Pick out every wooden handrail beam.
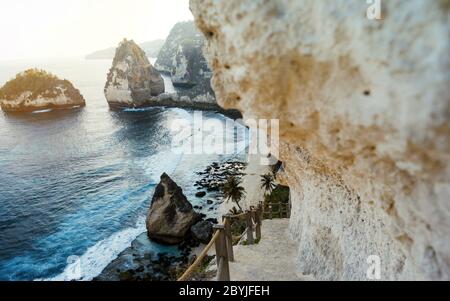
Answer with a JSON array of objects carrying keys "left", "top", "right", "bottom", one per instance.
[
  {"left": 178, "top": 207, "right": 263, "bottom": 282},
  {"left": 177, "top": 229, "right": 221, "bottom": 281}
]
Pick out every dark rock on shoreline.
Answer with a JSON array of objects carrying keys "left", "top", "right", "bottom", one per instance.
[
  {"left": 94, "top": 233, "right": 186, "bottom": 281},
  {"left": 146, "top": 173, "right": 200, "bottom": 245},
  {"left": 191, "top": 221, "right": 214, "bottom": 244},
  {"left": 206, "top": 218, "right": 219, "bottom": 224},
  {"left": 195, "top": 161, "right": 247, "bottom": 192},
  {"left": 196, "top": 191, "right": 207, "bottom": 198},
  {"left": 107, "top": 94, "right": 242, "bottom": 120}
]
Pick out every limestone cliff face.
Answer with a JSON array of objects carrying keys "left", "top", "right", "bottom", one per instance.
[
  {"left": 155, "top": 21, "right": 201, "bottom": 72},
  {"left": 156, "top": 21, "right": 215, "bottom": 103},
  {"left": 190, "top": 0, "right": 450, "bottom": 280},
  {"left": 105, "top": 39, "right": 164, "bottom": 107},
  {"left": 171, "top": 39, "right": 215, "bottom": 102}
]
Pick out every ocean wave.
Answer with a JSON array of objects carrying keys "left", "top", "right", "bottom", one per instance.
[
  {"left": 136, "top": 151, "right": 184, "bottom": 183},
  {"left": 43, "top": 217, "right": 146, "bottom": 281},
  {"left": 123, "top": 107, "right": 159, "bottom": 112}
]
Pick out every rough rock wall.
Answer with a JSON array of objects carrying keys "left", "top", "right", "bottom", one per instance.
[
  {"left": 146, "top": 173, "right": 199, "bottom": 245},
  {"left": 190, "top": 0, "right": 450, "bottom": 280},
  {"left": 156, "top": 21, "right": 216, "bottom": 102},
  {"left": 172, "top": 39, "right": 215, "bottom": 102},
  {"left": 155, "top": 21, "right": 202, "bottom": 72},
  {"left": 105, "top": 39, "right": 164, "bottom": 106}
]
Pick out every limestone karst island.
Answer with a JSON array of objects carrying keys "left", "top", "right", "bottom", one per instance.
[{"left": 0, "top": 0, "right": 448, "bottom": 292}]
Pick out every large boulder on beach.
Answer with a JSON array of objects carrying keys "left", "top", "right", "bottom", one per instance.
[
  {"left": 0, "top": 69, "right": 85, "bottom": 113},
  {"left": 146, "top": 173, "right": 199, "bottom": 245},
  {"left": 191, "top": 221, "right": 214, "bottom": 244},
  {"left": 104, "top": 39, "right": 164, "bottom": 107}
]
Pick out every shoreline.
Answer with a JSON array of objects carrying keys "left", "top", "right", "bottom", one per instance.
[
  {"left": 218, "top": 154, "right": 271, "bottom": 216},
  {"left": 42, "top": 154, "right": 268, "bottom": 281},
  {"left": 108, "top": 100, "right": 243, "bottom": 120},
  {"left": 92, "top": 157, "right": 250, "bottom": 281}
]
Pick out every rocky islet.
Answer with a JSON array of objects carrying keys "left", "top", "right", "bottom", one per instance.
[{"left": 0, "top": 69, "right": 86, "bottom": 113}]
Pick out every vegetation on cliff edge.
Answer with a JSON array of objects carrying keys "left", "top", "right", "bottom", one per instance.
[{"left": 0, "top": 69, "right": 83, "bottom": 102}]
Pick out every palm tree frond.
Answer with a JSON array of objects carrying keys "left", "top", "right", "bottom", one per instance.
[{"left": 222, "top": 176, "right": 246, "bottom": 212}]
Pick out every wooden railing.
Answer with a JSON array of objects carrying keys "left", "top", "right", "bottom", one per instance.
[
  {"left": 177, "top": 200, "right": 290, "bottom": 281},
  {"left": 263, "top": 201, "right": 291, "bottom": 219},
  {"left": 178, "top": 204, "right": 263, "bottom": 281}
]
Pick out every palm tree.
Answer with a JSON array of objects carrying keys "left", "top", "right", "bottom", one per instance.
[
  {"left": 222, "top": 176, "right": 246, "bottom": 213},
  {"left": 260, "top": 173, "right": 276, "bottom": 196}
]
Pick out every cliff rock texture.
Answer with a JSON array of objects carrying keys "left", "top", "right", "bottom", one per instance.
[
  {"left": 105, "top": 39, "right": 164, "bottom": 107},
  {"left": 190, "top": 0, "right": 450, "bottom": 280},
  {"left": 146, "top": 173, "right": 200, "bottom": 245},
  {"left": 156, "top": 21, "right": 215, "bottom": 103},
  {"left": 155, "top": 21, "right": 201, "bottom": 72},
  {"left": 0, "top": 69, "right": 85, "bottom": 112}
]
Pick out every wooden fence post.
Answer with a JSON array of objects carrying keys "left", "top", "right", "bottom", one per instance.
[
  {"left": 269, "top": 205, "right": 273, "bottom": 220},
  {"left": 255, "top": 208, "right": 262, "bottom": 241},
  {"left": 246, "top": 210, "right": 254, "bottom": 245},
  {"left": 259, "top": 203, "right": 264, "bottom": 223},
  {"left": 222, "top": 215, "right": 234, "bottom": 262},
  {"left": 213, "top": 225, "right": 230, "bottom": 281}
]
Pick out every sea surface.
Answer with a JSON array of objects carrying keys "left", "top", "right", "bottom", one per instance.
[{"left": 0, "top": 57, "right": 247, "bottom": 280}]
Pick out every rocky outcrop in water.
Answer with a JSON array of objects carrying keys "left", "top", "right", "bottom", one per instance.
[
  {"left": 156, "top": 21, "right": 215, "bottom": 103},
  {"left": 0, "top": 69, "right": 85, "bottom": 113},
  {"left": 190, "top": 0, "right": 450, "bottom": 280},
  {"left": 155, "top": 21, "right": 200, "bottom": 73},
  {"left": 104, "top": 39, "right": 164, "bottom": 107},
  {"left": 146, "top": 173, "right": 200, "bottom": 245}
]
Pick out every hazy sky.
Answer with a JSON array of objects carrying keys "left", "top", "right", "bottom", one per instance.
[{"left": 0, "top": 0, "right": 193, "bottom": 60}]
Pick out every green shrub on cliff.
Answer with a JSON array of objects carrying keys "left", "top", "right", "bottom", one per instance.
[
  {"left": 264, "top": 185, "right": 290, "bottom": 219},
  {"left": 0, "top": 69, "right": 80, "bottom": 101}
]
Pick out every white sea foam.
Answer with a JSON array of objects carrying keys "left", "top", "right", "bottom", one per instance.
[
  {"left": 122, "top": 107, "right": 156, "bottom": 112},
  {"left": 45, "top": 217, "right": 146, "bottom": 281},
  {"left": 136, "top": 151, "right": 183, "bottom": 183},
  {"left": 32, "top": 108, "right": 53, "bottom": 114}
]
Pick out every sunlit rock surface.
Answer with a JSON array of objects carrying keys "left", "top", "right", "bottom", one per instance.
[
  {"left": 105, "top": 39, "right": 164, "bottom": 107},
  {"left": 190, "top": 0, "right": 450, "bottom": 280},
  {"left": 0, "top": 69, "right": 85, "bottom": 112}
]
